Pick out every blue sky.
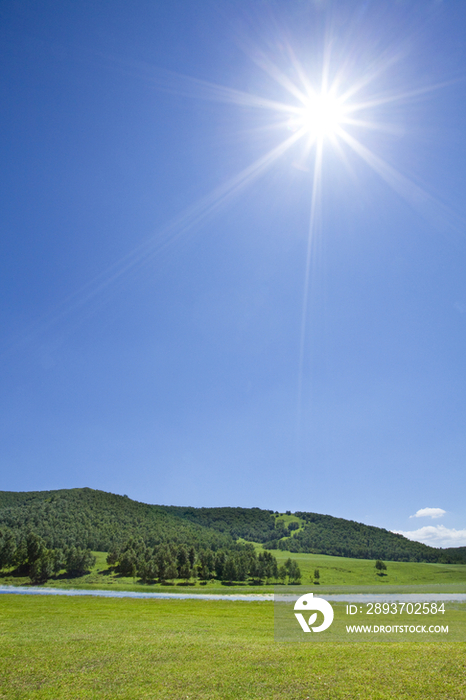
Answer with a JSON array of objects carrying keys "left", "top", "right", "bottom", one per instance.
[{"left": 1, "top": 0, "right": 466, "bottom": 547}]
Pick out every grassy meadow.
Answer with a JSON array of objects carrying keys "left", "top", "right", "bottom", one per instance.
[
  {"left": 272, "top": 549, "right": 466, "bottom": 588},
  {"left": 2, "top": 548, "right": 466, "bottom": 698},
  {"left": 2, "top": 548, "right": 466, "bottom": 594},
  {"left": 1, "top": 593, "right": 465, "bottom": 699}
]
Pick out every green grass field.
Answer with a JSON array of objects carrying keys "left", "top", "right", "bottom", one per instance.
[
  {"left": 271, "top": 549, "right": 466, "bottom": 588},
  {"left": 1, "top": 594, "right": 465, "bottom": 699},
  {"left": 2, "top": 548, "right": 466, "bottom": 595}
]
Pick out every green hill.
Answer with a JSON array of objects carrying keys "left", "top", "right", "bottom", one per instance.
[
  {"left": 0, "top": 487, "right": 464, "bottom": 564},
  {"left": 0, "top": 488, "right": 235, "bottom": 552},
  {"left": 278, "top": 511, "right": 466, "bottom": 564}
]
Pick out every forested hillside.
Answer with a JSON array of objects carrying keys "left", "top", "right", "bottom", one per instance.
[
  {"left": 0, "top": 488, "right": 236, "bottom": 552},
  {"left": 158, "top": 505, "right": 278, "bottom": 543},
  {"left": 0, "top": 488, "right": 464, "bottom": 564},
  {"left": 266, "top": 512, "right": 466, "bottom": 564}
]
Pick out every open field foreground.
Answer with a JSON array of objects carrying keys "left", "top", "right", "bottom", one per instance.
[{"left": 1, "top": 595, "right": 465, "bottom": 700}]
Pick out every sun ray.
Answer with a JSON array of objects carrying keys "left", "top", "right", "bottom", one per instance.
[
  {"left": 345, "top": 79, "right": 459, "bottom": 114},
  {"left": 98, "top": 53, "right": 304, "bottom": 115},
  {"left": 7, "top": 35, "right": 463, "bottom": 385},
  {"left": 336, "top": 126, "right": 465, "bottom": 240},
  {"left": 335, "top": 49, "right": 406, "bottom": 103},
  {"left": 296, "top": 140, "right": 323, "bottom": 441},
  {"left": 340, "top": 117, "right": 403, "bottom": 134},
  {"left": 0, "top": 128, "right": 305, "bottom": 357},
  {"left": 146, "top": 67, "right": 303, "bottom": 114},
  {"left": 284, "top": 42, "right": 316, "bottom": 99},
  {"left": 246, "top": 48, "right": 309, "bottom": 105}
]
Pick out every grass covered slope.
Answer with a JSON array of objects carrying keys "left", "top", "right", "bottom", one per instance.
[
  {"left": 1, "top": 594, "right": 465, "bottom": 700},
  {"left": 1, "top": 487, "right": 465, "bottom": 563}
]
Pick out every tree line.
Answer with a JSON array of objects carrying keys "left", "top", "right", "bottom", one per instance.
[
  {"left": 107, "top": 538, "right": 302, "bottom": 584},
  {"left": 0, "top": 528, "right": 303, "bottom": 586},
  {"left": 0, "top": 530, "right": 95, "bottom": 583}
]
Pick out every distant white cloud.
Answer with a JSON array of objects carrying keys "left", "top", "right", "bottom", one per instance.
[
  {"left": 392, "top": 525, "right": 466, "bottom": 548},
  {"left": 409, "top": 507, "right": 446, "bottom": 519}
]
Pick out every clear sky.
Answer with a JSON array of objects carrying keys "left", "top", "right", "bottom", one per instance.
[{"left": 1, "top": 0, "right": 466, "bottom": 547}]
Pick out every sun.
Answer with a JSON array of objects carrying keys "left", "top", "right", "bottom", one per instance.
[
  {"left": 297, "top": 92, "right": 345, "bottom": 140},
  {"left": 285, "top": 88, "right": 348, "bottom": 143}
]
